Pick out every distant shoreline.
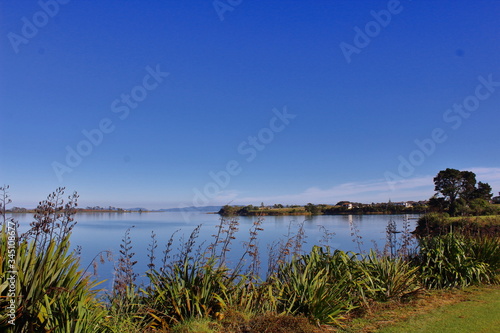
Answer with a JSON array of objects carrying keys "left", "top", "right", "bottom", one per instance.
[
  {"left": 7, "top": 209, "right": 155, "bottom": 214},
  {"left": 219, "top": 211, "right": 425, "bottom": 217},
  {"left": 7, "top": 209, "right": 425, "bottom": 216}
]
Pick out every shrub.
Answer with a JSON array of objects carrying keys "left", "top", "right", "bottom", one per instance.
[
  {"left": 416, "top": 233, "right": 497, "bottom": 289},
  {"left": 145, "top": 257, "right": 235, "bottom": 325},
  {"left": 414, "top": 212, "right": 450, "bottom": 236},
  {"left": 0, "top": 188, "right": 106, "bottom": 332},
  {"left": 271, "top": 246, "right": 357, "bottom": 325},
  {"left": 362, "top": 251, "right": 420, "bottom": 302}
]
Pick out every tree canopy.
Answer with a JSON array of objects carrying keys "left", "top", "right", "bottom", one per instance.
[{"left": 431, "top": 168, "right": 493, "bottom": 216}]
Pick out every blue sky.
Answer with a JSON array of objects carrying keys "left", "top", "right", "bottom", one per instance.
[{"left": 1, "top": 0, "right": 499, "bottom": 209}]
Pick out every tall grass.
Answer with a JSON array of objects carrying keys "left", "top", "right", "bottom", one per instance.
[
  {"left": 271, "top": 246, "right": 357, "bottom": 325},
  {"left": 417, "top": 232, "right": 500, "bottom": 288},
  {"left": 0, "top": 187, "right": 105, "bottom": 332},
  {"left": 363, "top": 251, "right": 421, "bottom": 302}
]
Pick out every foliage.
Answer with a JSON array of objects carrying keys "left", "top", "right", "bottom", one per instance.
[
  {"left": 271, "top": 247, "right": 356, "bottom": 325},
  {"left": 414, "top": 212, "right": 450, "bottom": 236},
  {"left": 143, "top": 217, "right": 260, "bottom": 328},
  {"left": 219, "top": 203, "right": 428, "bottom": 216},
  {"left": 415, "top": 213, "right": 500, "bottom": 237},
  {"left": 363, "top": 251, "right": 421, "bottom": 302},
  {"left": 145, "top": 257, "right": 235, "bottom": 325},
  {"left": 112, "top": 227, "right": 138, "bottom": 297},
  {"left": 102, "top": 285, "right": 153, "bottom": 333},
  {"left": 21, "top": 187, "right": 79, "bottom": 251},
  {"left": 431, "top": 168, "right": 493, "bottom": 216},
  {"left": 416, "top": 233, "right": 499, "bottom": 289},
  {"left": 0, "top": 187, "right": 105, "bottom": 332},
  {"left": 217, "top": 205, "right": 240, "bottom": 217},
  {"left": 171, "top": 317, "right": 221, "bottom": 333},
  {"left": 304, "top": 203, "right": 320, "bottom": 215}
]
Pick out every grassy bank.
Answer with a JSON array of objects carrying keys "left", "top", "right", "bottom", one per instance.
[
  {"left": 338, "top": 285, "right": 500, "bottom": 333},
  {"left": 414, "top": 213, "right": 500, "bottom": 236},
  {"left": 379, "top": 285, "right": 500, "bottom": 333}
]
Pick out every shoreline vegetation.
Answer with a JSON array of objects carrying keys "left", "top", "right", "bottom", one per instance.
[
  {"left": 217, "top": 202, "right": 428, "bottom": 216},
  {"left": 1, "top": 168, "right": 500, "bottom": 332},
  {"left": 5, "top": 201, "right": 429, "bottom": 216}
]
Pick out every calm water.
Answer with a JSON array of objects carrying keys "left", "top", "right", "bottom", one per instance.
[{"left": 11, "top": 212, "right": 419, "bottom": 290}]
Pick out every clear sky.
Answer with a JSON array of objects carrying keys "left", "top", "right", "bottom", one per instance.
[{"left": 1, "top": 0, "right": 499, "bottom": 209}]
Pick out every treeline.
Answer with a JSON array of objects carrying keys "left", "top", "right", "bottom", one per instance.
[{"left": 218, "top": 201, "right": 428, "bottom": 216}]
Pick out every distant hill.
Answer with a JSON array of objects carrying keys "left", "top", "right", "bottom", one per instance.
[{"left": 156, "top": 206, "right": 222, "bottom": 212}]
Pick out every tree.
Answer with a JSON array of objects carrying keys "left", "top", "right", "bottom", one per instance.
[
  {"left": 474, "top": 182, "right": 493, "bottom": 201},
  {"left": 434, "top": 169, "right": 470, "bottom": 206},
  {"left": 458, "top": 171, "right": 477, "bottom": 201},
  {"left": 304, "top": 203, "right": 320, "bottom": 214},
  {"left": 218, "top": 205, "right": 239, "bottom": 216},
  {"left": 431, "top": 168, "right": 492, "bottom": 216},
  {"left": 428, "top": 196, "right": 449, "bottom": 212}
]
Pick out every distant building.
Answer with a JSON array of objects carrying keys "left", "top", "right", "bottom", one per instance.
[
  {"left": 392, "top": 201, "right": 412, "bottom": 208},
  {"left": 338, "top": 201, "right": 353, "bottom": 209},
  {"left": 493, "top": 192, "right": 500, "bottom": 204}
]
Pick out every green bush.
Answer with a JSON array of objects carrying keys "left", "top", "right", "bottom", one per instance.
[
  {"left": 363, "top": 251, "right": 421, "bottom": 302},
  {"left": 145, "top": 257, "right": 236, "bottom": 326},
  {"left": 0, "top": 227, "right": 105, "bottom": 332},
  {"left": 414, "top": 212, "right": 450, "bottom": 236},
  {"left": 271, "top": 247, "right": 357, "bottom": 325},
  {"left": 0, "top": 187, "right": 106, "bottom": 332},
  {"left": 416, "top": 233, "right": 498, "bottom": 289}
]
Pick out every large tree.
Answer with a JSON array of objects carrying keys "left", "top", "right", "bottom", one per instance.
[
  {"left": 474, "top": 182, "right": 493, "bottom": 201},
  {"left": 432, "top": 168, "right": 492, "bottom": 216}
]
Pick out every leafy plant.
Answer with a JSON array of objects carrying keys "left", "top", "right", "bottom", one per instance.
[
  {"left": 0, "top": 187, "right": 106, "bottom": 332},
  {"left": 272, "top": 246, "right": 356, "bottom": 325},
  {"left": 363, "top": 251, "right": 420, "bottom": 302},
  {"left": 416, "top": 233, "right": 495, "bottom": 289},
  {"left": 145, "top": 257, "right": 234, "bottom": 325}
]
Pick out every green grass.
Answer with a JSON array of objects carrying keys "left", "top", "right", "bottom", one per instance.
[
  {"left": 378, "top": 285, "right": 500, "bottom": 333},
  {"left": 338, "top": 285, "right": 500, "bottom": 333},
  {"left": 171, "top": 317, "right": 221, "bottom": 333},
  {"left": 447, "top": 215, "right": 500, "bottom": 224},
  {"left": 246, "top": 207, "right": 310, "bottom": 215}
]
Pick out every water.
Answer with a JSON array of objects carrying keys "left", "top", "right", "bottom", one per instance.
[{"left": 9, "top": 212, "right": 419, "bottom": 290}]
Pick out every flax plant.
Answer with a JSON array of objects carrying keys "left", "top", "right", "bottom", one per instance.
[
  {"left": 363, "top": 251, "right": 421, "bottom": 302},
  {"left": 0, "top": 187, "right": 106, "bottom": 332},
  {"left": 416, "top": 232, "right": 495, "bottom": 288},
  {"left": 271, "top": 246, "right": 357, "bottom": 325}
]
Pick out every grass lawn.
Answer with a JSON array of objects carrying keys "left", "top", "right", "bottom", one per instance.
[
  {"left": 379, "top": 285, "right": 500, "bottom": 333},
  {"left": 337, "top": 285, "right": 500, "bottom": 333},
  {"left": 447, "top": 215, "right": 500, "bottom": 225}
]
